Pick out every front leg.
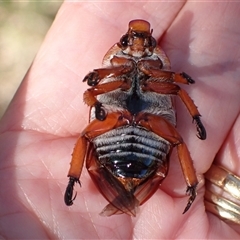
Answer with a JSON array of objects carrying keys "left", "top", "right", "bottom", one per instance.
[
  {"left": 138, "top": 59, "right": 195, "bottom": 84},
  {"left": 83, "top": 56, "right": 135, "bottom": 86}
]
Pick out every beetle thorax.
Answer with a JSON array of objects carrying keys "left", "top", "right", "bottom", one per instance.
[{"left": 94, "top": 56, "right": 176, "bottom": 126}]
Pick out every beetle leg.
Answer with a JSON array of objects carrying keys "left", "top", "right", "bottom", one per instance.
[
  {"left": 67, "top": 111, "right": 130, "bottom": 178},
  {"left": 65, "top": 111, "right": 132, "bottom": 206},
  {"left": 138, "top": 59, "right": 195, "bottom": 84},
  {"left": 138, "top": 59, "right": 175, "bottom": 82},
  {"left": 142, "top": 81, "right": 206, "bottom": 140},
  {"left": 83, "top": 56, "right": 135, "bottom": 86},
  {"left": 67, "top": 136, "right": 88, "bottom": 179},
  {"left": 64, "top": 135, "right": 87, "bottom": 206},
  {"left": 83, "top": 80, "right": 130, "bottom": 107},
  {"left": 82, "top": 111, "right": 131, "bottom": 138},
  {"left": 136, "top": 112, "right": 198, "bottom": 213},
  {"left": 84, "top": 80, "right": 131, "bottom": 120}
]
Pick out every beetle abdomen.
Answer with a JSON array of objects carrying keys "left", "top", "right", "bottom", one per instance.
[{"left": 93, "top": 126, "right": 170, "bottom": 178}]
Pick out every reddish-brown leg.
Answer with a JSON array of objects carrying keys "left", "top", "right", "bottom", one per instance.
[
  {"left": 64, "top": 136, "right": 87, "bottom": 206},
  {"left": 83, "top": 56, "right": 135, "bottom": 86},
  {"left": 83, "top": 80, "right": 131, "bottom": 120},
  {"left": 67, "top": 111, "right": 131, "bottom": 177},
  {"left": 64, "top": 111, "right": 132, "bottom": 206},
  {"left": 83, "top": 80, "right": 130, "bottom": 107},
  {"left": 142, "top": 81, "right": 206, "bottom": 140},
  {"left": 138, "top": 59, "right": 195, "bottom": 84},
  {"left": 136, "top": 112, "right": 198, "bottom": 213}
]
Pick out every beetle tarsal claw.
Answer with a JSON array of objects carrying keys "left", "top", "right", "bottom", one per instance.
[
  {"left": 95, "top": 102, "right": 107, "bottom": 121},
  {"left": 183, "top": 185, "right": 197, "bottom": 214},
  {"left": 181, "top": 72, "right": 195, "bottom": 84},
  {"left": 193, "top": 115, "right": 206, "bottom": 140},
  {"left": 64, "top": 177, "right": 81, "bottom": 206},
  {"left": 83, "top": 71, "right": 100, "bottom": 86}
]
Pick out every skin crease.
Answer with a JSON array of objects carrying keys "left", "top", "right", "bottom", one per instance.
[{"left": 0, "top": 1, "right": 240, "bottom": 239}]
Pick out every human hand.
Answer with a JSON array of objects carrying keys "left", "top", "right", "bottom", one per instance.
[{"left": 0, "top": 2, "right": 239, "bottom": 239}]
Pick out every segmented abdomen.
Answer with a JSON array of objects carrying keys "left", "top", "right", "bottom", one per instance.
[{"left": 93, "top": 126, "right": 171, "bottom": 179}]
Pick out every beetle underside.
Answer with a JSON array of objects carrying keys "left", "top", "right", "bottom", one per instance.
[{"left": 64, "top": 19, "right": 206, "bottom": 216}]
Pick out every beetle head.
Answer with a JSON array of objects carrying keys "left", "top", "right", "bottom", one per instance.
[{"left": 118, "top": 20, "right": 157, "bottom": 58}]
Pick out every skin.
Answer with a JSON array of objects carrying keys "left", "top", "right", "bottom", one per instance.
[{"left": 0, "top": 1, "right": 240, "bottom": 239}]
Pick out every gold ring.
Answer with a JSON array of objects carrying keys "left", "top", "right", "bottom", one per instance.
[{"left": 204, "top": 163, "right": 240, "bottom": 225}]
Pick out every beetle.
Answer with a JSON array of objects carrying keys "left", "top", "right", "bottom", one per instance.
[{"left": 64, "top": 19, "right": 206, "bottom": 217}]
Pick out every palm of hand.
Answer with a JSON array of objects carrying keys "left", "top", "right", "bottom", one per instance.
[{"left": 0, "top": 2, "right": 240, "bottom": 239}]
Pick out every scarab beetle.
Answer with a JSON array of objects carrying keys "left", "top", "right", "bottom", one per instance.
[{"left": 64, "top": 19, "right": 206, "bottom": 217}]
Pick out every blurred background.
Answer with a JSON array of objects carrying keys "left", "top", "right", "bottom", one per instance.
[{"left": 0, "top": 1, "right": 63, "bottom": 118}]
